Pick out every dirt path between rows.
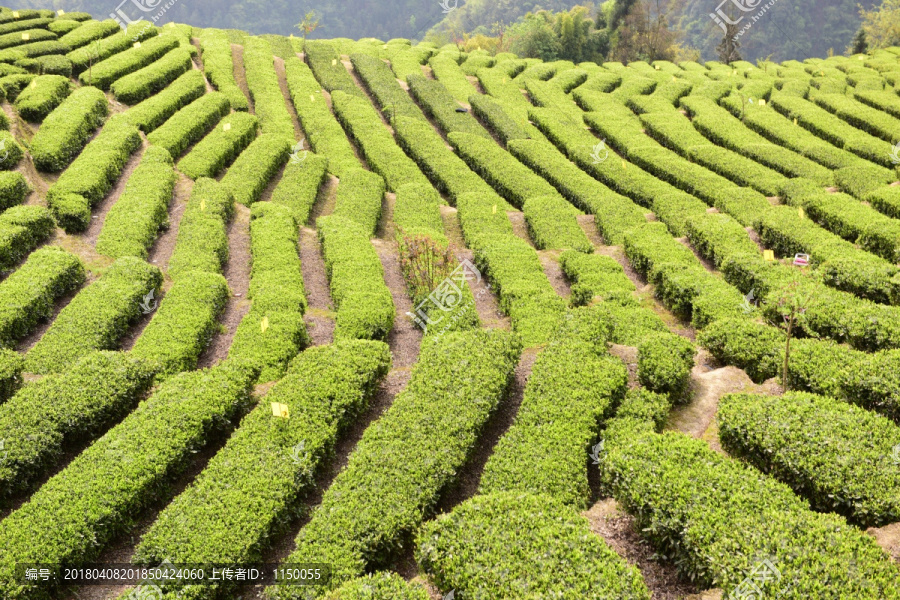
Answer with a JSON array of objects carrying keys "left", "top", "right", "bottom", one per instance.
[
  {"left": 148, "top": 173, "right": 192, "bottom": 270},
  {"left": 232, "top": 43, "right": 254, "bottom": 114},
  {"left": 274, "top": 55, "right": 303, "bottom": 140},
  {"left": 83, "top": 140, "right": 148, "bottom": 247},
  {"left": 299, "top": 226, "right": 334, "bottom": 346}
]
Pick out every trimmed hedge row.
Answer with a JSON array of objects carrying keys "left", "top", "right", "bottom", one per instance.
[
  {"left": 866, "top": 185, "right": 900, "bottom": 220},
  {"left": 110, "top": 47, "right": 192, "bottom": 105},
  {"left": 0, "top": 130, "right": 23, "bottom": 170},
  {"left": 331, "top": 89, "right": 431, "bottom": 191},
  {"left": 122, "top": 68, "right": 205, "bottom": 133},
  {"left": 508, "top": 137, "right": 648, "bottom": 245},
  {"left": 68, "top": 22, "right": 156, "bottom": 73},
  {"left": 0, "top": 246, "right": 85, "bottom": 348},
  {"left": 417, "top": 492, "right": 651, "bottom": 600},
  {"left": 167, "top": 177, "right": 234, "bottom": 280},
  {"left": 0, "top": 360, "right": 258, "bottom": 600},
  {"left": 0, "top": 28, "right": 56, "bottom": 51},
  {"left": 394, "top": 182, "right": 446, "bottom": 242},
  {"left": 130, "top": 272, "right": 229, "bottom": 381},
  {"left": 25, "top": 256, "right": 163, "bottom": 375},
  {"left": 304, "top": 40, "right": 366, "bottom": 99},
  {"left": 681, "top": 95, "right": 835, "bottom": 186},
  {"left": 0, "top": 39, "right": 69, "bottom": 62},
  {"left": 0, "top": 348, "right": 22, "bottom": 403},
  {"left": 387, "top": 45, "right": 431, "bottom": 82},
  {"left": 46, "top": 117, "right": 142, "bottom": 232},
  {"left": 13, "top": 73, "right": 70, "bottom": 121},
  {"left": 0, "top": 351, "right": 156, "bottom": 504},
  {"left": 242, "top": 36, "right": 295, "bottom": 138},
  {"left": 718, "top": 391, "right": 900, "bottom": 527},
  {"left": 133, "top": 340, "right": 391, "bottom": 599},
  {"left": 228, "top": 308, "right": 309, "bottom": 384},
  {"left": 271, "top": 152, "right": 328, "bottom": 225},
  {"left": 197, "top": 29, "right": 250, "bottom": 111},
  {"left": 637, "top": 332, "right": 695, "bottom": 402},
  {"left": 523, "top": 194, "right": 592, "bottom": 251},
  {"left": 407, "top": 73, "right": 488, "bottom": 138},
  {"left": 332, "top": 168, "right": 385, "bottom": 235},
  {"left": 392, "top": 115, "right": 509, "bottom": 209},
  {"left": 177, "top": 111, "right": 259, "bottom": 179},
  {"left": 0, "top": 17, "right": 53, "bottom": 37},
  {"left": 350, "top": 52, "right": 423, "bottom": 122},
  {"left": 283, "top": 56, "right": 360, "bottom": 178},
  {"left": 220, "top": 133, "right": 291, "bottom": 206},
  {"left": 96, "top": 146, "right": 176, "bottom": 260},
  {"left": 833, "top": 164, "right": 895, "bottom": 199},
  {"left": 325, "top": 573, "right": 429, "bottom": 600},
  {"left": 29, "top": 84, "right": 108, "bottom": 172},
  {"left": 268, "top": 329, "right": 521, "bottom": 597},
  {"left": 146, "top": 91, "right": 231, "bottom": 160},
  {"left": 0, "top": 73, "right": 36, "bottom": 101},
  {"left": 57, "top": 18, "right": 118, "bottom": 50},
  {"left": 428, "top": 51, "right": 478, "bottom": 104},
  {"left": 468, "top": 92, "right": 529, "bottom": 143},
  {"left": 480, "top": 311, "right": 627, "bottom": 507},
  {"left": 318, "top": 215, "right": 394, "bottom": 341},
  {"left": 812, "top": 91, "right": 900, "bottom": 143},
  {"left": 79, "top": 33, "right": 180, "bottom": 89},
  {"left": 559, "top": 250, "right": 636, "bottom": 306},
  {"left": 0, "top": 204, "right": 52, "bottom": 272},
  {"left": 599, "top": 425, "right": 900, "bottom": 598}
]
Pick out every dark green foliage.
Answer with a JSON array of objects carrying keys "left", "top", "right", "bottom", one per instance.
[
  {"left": 220, "top": 133, "right": 291, "bottom": 206},
  {"left": 30, "top": 85, "right": 107, "bottom": 172},
  {"left": 168, "top": 178, "right": 234, "bottom": 280},
  {"left": 0, "top": 204, "right": 53, "bottom": 272},
  {"left": 177, "top": 111, "right": 259, "bottom": 179},
  {"left": 110, "top": 47, "right": 192, "bottom": 105},
  {"left": 147, "top": 91, "right": 231, "bottom": 160},
  {"left": 637, "top": 332, "right": 695, "bottom": 402}
]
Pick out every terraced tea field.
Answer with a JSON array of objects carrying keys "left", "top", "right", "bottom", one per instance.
[{"left": 0, "top": 6, "right": 899, "bottom": 599}]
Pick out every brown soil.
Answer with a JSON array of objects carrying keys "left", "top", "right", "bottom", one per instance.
[
  {"left": 677, "top": 236, "right": 717, "bottom": 273},
  {"left": 372, "top": 238, "right": 422, "bottom": 370},
  {"left": 584, "top": 498, "right": 702, "bottom": 599},
  {"left": 438, "top": 205, "right": 466, "bottom": 246},
  {"left": 309, "top": 174, "right": 339, "bottom": 224},
  {"left": 232, "top": 43, "right": 254, "bottom": 114},
  {"left": 274, "top": 56, "right": 304, "bottom": 139},
  {"left": 84, "top": 140, "right": 148, "bottom": 247},
  {"left": 507, "top": 211, "right": 535, "bottom": 247},
  {"left": 196, "top": 204, "right": 252, "bottom": 368},
  {"left": 576, "top": 214, "right": 606, "bottom": 247},
  {"left": 14, "top": 275, "right": 86, "bottom": 354},
  {"left": 190, "top": 38, "right": 216, "bottom": 93},
  {"left": 746, "top": 226, "right": 765, "bottom": 251},
  {"left": 868, "top": 521, "right": 900, "bottom": 562},
  {"left": 299, "top": 226, "right": 335, "bottom": 346},
  {"left": 376, "top": 191, "right": 396, "bottom": 240},
  {"left": 149, "top": 174, "right": 193, "bottom": 270},
  {"left": 608, "top": 344, "right": 639, "bottom": 389},
  {"left": 454, "top": 248, "right": 510, "bottom": 330},
  {"left": 538, "top": 250, "right": 571, "bottom": 299}
]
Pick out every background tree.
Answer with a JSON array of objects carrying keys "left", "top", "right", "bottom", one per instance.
[
  {"left": 856, "top": 0, "right": 900, "bottom": 50},
  {"left": 295, "top": 10, "right": 320, "bottom": 53},
  {"left": 716, "top": 22, "right": 742, "bottom": 63}
]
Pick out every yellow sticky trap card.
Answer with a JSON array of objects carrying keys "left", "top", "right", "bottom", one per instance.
[
  {"left": 491, "top": 204, "right": 497, "bottom": 214},
  {"left": 622, "top": 160, "right": 627, "bottom": 169},
  {"left": 200, "top": 198, "right": 206, "bottom": 211},
  {"left": 57, "top": 9, "right": 65, "bottom": 14},
  {"left": 310, "top": 94, "right": 315, "bottom": 102},
  {"left": 30, "top": 80, "right": 36, "bottom": 88},
  {"left": 331, "top": 59, "right": 337, "bottom": 66},
  {"left": 798, "top": 206, "right": 805, "bottom": 219},
  {"left": 763, "top": 249, "right": 775, "bottom": 261},
  {"left": 12, "top": 11, "right": 19, "bottom": 18},
  {"left": 759, "top": 99, "right": 766, "bottom": 106},
  {"left": 21, "top": 33, "right": 29, "bottom": 40},
  {"left": 223, "top": 122, "right": 231, "bottom": 131},
  {"left": 271, "top": 402, "right": 290, "bottom": 419},
  {"left": 134, "top": 41, "right": 141, "bottom": 48},
  {"left": 260, "top": 315, "right": 270, "bottom": 332}
]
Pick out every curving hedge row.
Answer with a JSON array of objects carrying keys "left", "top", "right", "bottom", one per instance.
[
  {"left": 304, "top": 40, "right": 366, "bottom": 99},
  {"left": 0, "top": 73, "right": 35, "bottom": 101},
  {"left": 133, "top": 340, "right": 390, "bottom": 599},
  {"left": 0, "top": 39, "right": 69, "bottom": 62},
  {"left": 0, "top": 17, "right": 52, "bottom": 37},
  {"left": 29, "top": 84, "right": 107, "bottom": 172},
  {"left": 46, "top": 116, "right": 142, "bottom": 232},
  {"left": 110, "top": 47, "right": 192, "bottom": 105},
  {"left": 122, "top": 68, "right": 205, "bottom": 132},
  {"left": 332, "top": 168, "right": 385, "bottom": 235},
  {"left": 0, "top": 28, "right": 56, "bottom": 51},
  {"left": 197, "top": 29, "right": 249, "bottom": 111},
  {"left": 220, "top": 133, "right": 290, "bottom": 206},
  {"left": 0, "top": 351, "right": 156, "bottom": 504},
  {"left": 130, "top": 272, "right": 229, "bottom": 381},
  {"left": 177, "top": 111, "right": 259, "bottom": 179},
  {"left": 0, "top": 246, "right": 84, "bottom": 349},
  {"left": 469, "top": 92, "right": 529, "bottom": 143},
  {"left": 24, "top": 256, "right": 163, "bottom": 375},
  {"left": 283, "top": 56, "right": 359, "bottom": 178},
  {"left": 0, "top": 204, "right": 53, "bottom": 273},
  {"left": 417, "top": 492, "right": 651, "bottom": 600},
  {"left": 350, "top": 52, "right": 423, "bottom": 122},
  {"left": 96, "top": 146, "right": 176, "bottom": 260},
  {"left": 268, "top": 329, "right": 521, "bottom": 597},
  {"left": 522, "top": 194, "right": 592, "bottom": 251},
  {"left": 146, "top": 91, "right": 231, "bottom": 160},
  {"left": 637, "top": 331, "right": 695, "bottom": 402},
  {"left": 392, "top": 115, "right": 509, "bottom": 208},
  {"left": 428, "top": 51, "right": 478, "bottom": 104},
  {"left": 167, "top": 177, "right": 234, "bottom": 280},
  {"left": 407, "top": 73, "right": 488, "bottom": 138},
  {"left": 331, "top": 89, "right": 430, "bottom": 191},
  {"left": 600, "top": 425, "right": 900, "bottom": 598},
  {"left": 318, "top": 215, "right": 394, "bottom": 341},
  {"left": 13, "top": 73, "right": 70, "bottom": 121},
  {"left": 718, "top": 391, "right": 900, "bottom": 528},
  {"left": 812, "top": 91, "right": 900, "bottom": 144},
  {"left": 57, "top": 18, "right": 118, "bottom": 50},
  {"left": 559, "top": 250, "right": 636, "bottom": 306},
  {"left": 0, "top": 130, "right": 23, "bottom": 170},
  {"left": 387, "top": 45, "right": 430, "bottom": 82},
  {"left": 79, "top": 33, "right": 179, "bottom": 90},
  {"left": 271, "top": 151, "right": 328, "bottom": 225},
  {"left": 242, "top": 36, "right": 295, "bottom": 138},
  {"left": 0, "top": 360, "right": 258, "bottom": 600},
  {"left": 0, "top": 348, "right": 22, "bottom": 403},
  {"left": 480, "top": 310, "right": 627, "bottom": 507}
]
